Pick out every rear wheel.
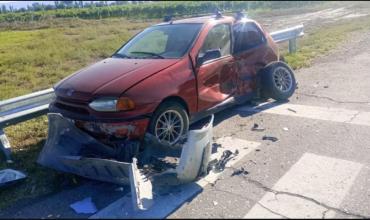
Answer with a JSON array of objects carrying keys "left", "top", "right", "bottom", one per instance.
[
  {"left": 261, "top": 61, "right": 296, "bottom": 101},
  {"left": 148, "top": 101, "right": 189, "bottom": 146}
]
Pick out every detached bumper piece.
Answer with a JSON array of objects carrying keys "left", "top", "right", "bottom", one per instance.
[
  {"left": 0, "top": 169, "right": 27, "bottom": 188},
  {"left": 38, "top": 113, "right": 214, "bottom": 211},
  {"left": 37, "top": 113, "right": 136, "bottom": 185}
]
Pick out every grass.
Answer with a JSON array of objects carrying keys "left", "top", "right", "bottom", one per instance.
[
  {"left": 283, "top": 15, "right": 370, "bottom": 69},
  {"left": 0, "top": 17, "right": 155, "bottom": 211},
  {"left": 0, "top": 6, "right": 369, "bottom": 211},
  {"left": 0, "top": 18, "right": 155, "bottom": 100}
]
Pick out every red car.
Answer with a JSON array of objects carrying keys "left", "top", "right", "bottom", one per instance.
[{"left": 51, "top": 12, "right": 296, "bottom": 147}]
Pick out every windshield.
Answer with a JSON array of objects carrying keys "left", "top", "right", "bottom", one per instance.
[{"left": 114, "top": 24, "right": 202, "bottom": 59}]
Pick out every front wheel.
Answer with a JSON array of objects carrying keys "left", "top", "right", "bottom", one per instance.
[
  {"left": 148, "top": 101, "right": 189, "bottom": 146},
  {"left": 261, "top": 61, "right": 296, "bottom": 101}
]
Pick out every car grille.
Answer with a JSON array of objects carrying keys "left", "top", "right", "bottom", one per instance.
[{"left": 54, "top": 98, "right": 90, "bottom": 115}]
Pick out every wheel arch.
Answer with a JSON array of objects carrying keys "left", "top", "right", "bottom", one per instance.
[{"left": 154, "top": 96, "right": 190, "bottom": 116}]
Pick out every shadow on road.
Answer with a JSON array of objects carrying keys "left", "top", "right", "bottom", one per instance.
[{"left": 212, "top": 100, "right": 289, "bottom": 128}]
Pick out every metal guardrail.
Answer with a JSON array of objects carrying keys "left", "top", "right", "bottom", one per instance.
[
  {"left": 270, "top": 24, "right": 304, "bottom": 53},
  {"left": 0, "top": 24, "right": 304, "bottom": 163},
  {"left": 0, "top": 89, "right": 55, "bottom": 162}
]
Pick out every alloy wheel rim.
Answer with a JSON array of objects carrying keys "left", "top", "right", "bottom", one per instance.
[
  {"left": 155, "top": 110, "right": 184, "bottom": 145},
  {"left": 273, "top": 67, "right": 293, "bottom": 93}
]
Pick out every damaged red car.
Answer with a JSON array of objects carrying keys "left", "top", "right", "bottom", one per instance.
[{"left": 51, "top": 13, "right": 296, "bottom": 147}]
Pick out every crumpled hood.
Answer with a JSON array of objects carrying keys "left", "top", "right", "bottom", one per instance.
[{"left": 55, "top": 58, "right": 179, "bottom": 101}]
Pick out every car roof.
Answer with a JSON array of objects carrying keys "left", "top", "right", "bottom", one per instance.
[{"left": 154, "top": 15, "right": 237, "bottom": 26}]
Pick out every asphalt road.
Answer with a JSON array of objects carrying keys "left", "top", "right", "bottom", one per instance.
[
  {"left": 169, "top": 25, "right": 370, "bottom": 219},
  {"left": 2, "top": 3, "right": 370, "bottom": 219}
]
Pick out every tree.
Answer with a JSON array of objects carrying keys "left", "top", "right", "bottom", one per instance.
[
  {"left": 18, "top": 7, "right": 27, "bottom": 12},
  {"left": 115, "top": 1, "right": 128, "bottom": 5},
  {"left": 31, "top": 3, "right": 44, "bottom": 11},
  {"left": 1, "top": 5, "right": 7, "bottom": 13},
  {"left": 61, "top": 1, "right": 74, "bottom": 8},
  {"left": 45, "top": 5, "right": 55, "bottom": 10}
]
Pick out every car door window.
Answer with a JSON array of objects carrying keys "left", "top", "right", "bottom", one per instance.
[
  {"left": 233, "top": 22, "right": 265, "bottom": 54},
  {"left": 199, "top": 24, "right": 231, "bottom": 58}
]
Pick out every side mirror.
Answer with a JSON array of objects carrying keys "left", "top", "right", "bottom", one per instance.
[{"left": 197, "top": 49, "right": 221, "bottom": 66}]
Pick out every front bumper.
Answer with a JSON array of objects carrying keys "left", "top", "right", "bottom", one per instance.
[
  {"left": 75, "top": 118, "right": 150, "bottom": 140},
  {"left": 49, "top": 100, "right": 150, "bottom": 141}
]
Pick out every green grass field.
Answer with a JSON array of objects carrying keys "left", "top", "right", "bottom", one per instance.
[
  {"left": 0, "top": 4, "right": 369, "bottom": 211},
  {"left": 0, "top": 17, "right": 155, "bottom": 210},
  {"left": 0, "top": 18, "right": 154, "bottom": 100}
]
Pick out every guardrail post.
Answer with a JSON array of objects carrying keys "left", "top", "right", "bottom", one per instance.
[
  {"left": 289, "top": 38, "right": 297, "bottom": 53},
  {"left": 0, "top": 129, "right": 12, "bottom": 163}
]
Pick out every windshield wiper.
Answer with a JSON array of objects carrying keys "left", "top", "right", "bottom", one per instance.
[
  {"left": 129, "top": 51, "right": 165, "bottom": 59},
  {"left": 112, "top": 53, "right": 132, "bottom": 59}
]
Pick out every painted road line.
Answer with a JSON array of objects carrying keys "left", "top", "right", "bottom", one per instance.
[
  {"left": 244, "top": 153, "right": 363, "bottom": 218},
  {"left": 90, "top": 137, "right": 260, "bottom": 219},
  {"left": 237, "top": 102, "right": 370, "bottom": 126}
]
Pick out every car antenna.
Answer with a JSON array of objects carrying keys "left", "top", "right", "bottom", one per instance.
[
  {"left": 163, "top": 15, "right": 173, "bottom": 23},
  {"left": 215, "top": 8, "right": 223, "bottom": 19}
]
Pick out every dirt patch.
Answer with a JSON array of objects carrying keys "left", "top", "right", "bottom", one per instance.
[{"left": 254, "top": 3, "right": 370, "bottom": 32}]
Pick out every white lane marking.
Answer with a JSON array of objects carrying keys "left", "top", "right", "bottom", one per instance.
[
  {"left": 244, "top": 153, "right": 363, "bottom": 219},
  {"left": 237, "top": 102, "right": 370, "bottom": 126},
  {"left": 91, "top": 137, "right": 260, "bottom": 219}
]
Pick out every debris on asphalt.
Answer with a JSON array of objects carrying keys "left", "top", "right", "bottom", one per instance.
[
  {"left": 231, "top": 167, "right": 249, "bottom": 177},
  {"left": 262, "top": 135, "right": 279, "bottom": 142},
  {"left": 251, "top": 123, "right": 265, "bottom": 132},
  {"left": 130, "top": 157, "right": 153, "bottom": 211},
  {"left": 212, "top": 143, "right": 221, "bottom": 154},
  {"left": 207, "top": 159, "right": 218, "bottom": 173},
  {"left": 213, "top": 201, "right": 218, "bottom": 206},
  {"left": 0, "top": 169, "right": 27, "bottom": 187},
  {"left": 70, "top": 197, "right": 97, "bottom": 214},
  {"left": 283, "top": 127, "right": 289, "bottom": 131},
  {"left": 287, "top": 108, "right": 297, "bottom": 113},
  {"left": 214, "top": 150, "right": 238, "bottom": 172}
]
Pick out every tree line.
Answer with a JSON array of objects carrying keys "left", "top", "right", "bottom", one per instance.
[{"left": 0, "top": 1, "right": 323, "bottom": 23}]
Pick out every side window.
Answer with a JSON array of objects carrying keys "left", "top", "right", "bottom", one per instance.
[
  {"left": 199, "top": 24, "right": 231, "bottom": 58},
  {"left": 233, "top": 22, "right": 265, "bottom": 54}
]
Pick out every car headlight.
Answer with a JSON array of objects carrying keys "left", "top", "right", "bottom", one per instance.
[{"left": 89, "top": 97, "right": 135, "bottom": 112}]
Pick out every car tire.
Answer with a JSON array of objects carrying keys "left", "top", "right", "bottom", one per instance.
[
  {"left": 260, "top": 61, "right": 296, "bottom": 101},
  {"left": 148, "top": 101, "right": 189, "bottom": 147}
]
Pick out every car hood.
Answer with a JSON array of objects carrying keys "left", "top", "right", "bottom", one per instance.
[{"left": 55, "top": 58, "right": 179, "bottom": 102}]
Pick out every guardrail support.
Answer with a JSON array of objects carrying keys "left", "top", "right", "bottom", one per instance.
[
  {"left": 0, "top": 129, "right": 12, "bottom": 163},
  {"left": 289, "top": 39, "right": 297, "bottom": 53}
]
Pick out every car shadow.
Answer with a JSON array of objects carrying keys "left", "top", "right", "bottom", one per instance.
[{"left": 212, "top": 99, "right": 289, "bottom": 127}]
